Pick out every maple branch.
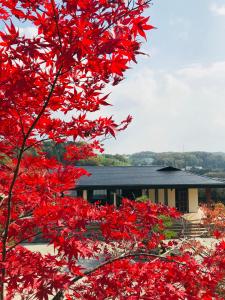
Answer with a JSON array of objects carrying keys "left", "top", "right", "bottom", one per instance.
[
  {"left": 25, "top": 1, "right": 46, "bottom": 14},
  {"left": 50, "top": 0, "right": 63, "bottom": 50},
  {"left": 54, "top": 240, "right": 220, "bottom": 300},
  {"left": 100, "top": 0, "right": 152, "bottom": 34},
  {"left": 150, "top": 238, "right": 188, "bottom": 263},
  {"left": 0, "top": 197, "right": 5, "bottom": 208},
  {"left": 73, "top": 252, "right": 186, "bottom": 282},
  {"left": 5, "top": 231, "right": 44, "bottom": 254},
  {"left": 14, "top": 105, "right": 25, "bottom": 138},
  {"left": 23, "top": 135, "right": 65, "bottom": 152},
  {"left": 2, "top": 67, "right": 62, "bottom": 238},
  {"left": 52, "top": 251, "right": 186, "bottom": 299},
  {"left": 0, "top": 67, "right": 62, "bottom": 300}
]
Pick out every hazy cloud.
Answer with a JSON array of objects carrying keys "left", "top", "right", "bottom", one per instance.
[
  {"left": 18, "top": 26, "right": 38, "bottom": 38},
  {"left": 210, "top": 3, "right": 225, "bottom": 16},
  {"left": 104, "top": 61, "right": 225, "bottom": 154}
]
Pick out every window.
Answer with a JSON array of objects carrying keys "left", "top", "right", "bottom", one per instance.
[
  {"left": 65, "top": 190, "right": 77, "bottom": 197},
  {"left": 93, "top": 189, "right": 107, "bottom": 196},
  {"left": 70, "top": 190, "right": 78, "bottom": 197}
]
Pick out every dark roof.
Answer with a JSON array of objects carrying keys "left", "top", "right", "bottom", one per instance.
[{"left": 76, "top": 166, "right": 225, "bottom": 189}]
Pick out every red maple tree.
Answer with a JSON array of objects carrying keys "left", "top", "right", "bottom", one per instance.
[{"left": 0, "top": 1, "right": 224, "bottom": 299}]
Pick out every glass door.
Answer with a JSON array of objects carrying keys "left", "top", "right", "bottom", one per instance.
[{"left": 175, "top": 189, "right": 188, "bottom": 212}]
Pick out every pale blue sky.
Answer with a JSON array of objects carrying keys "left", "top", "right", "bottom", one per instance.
[
  {"left": 149, "top": 0, "right": 225, "bottom": 68},
  {"left": 126, "top": 0, "right": 225, "bottom": 72},
  {"left": 104, "top": 0, "right": 225, "bottom": 153}
]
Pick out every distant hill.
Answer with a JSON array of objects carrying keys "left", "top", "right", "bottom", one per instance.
[
  {"left": 129, "top": 151, "right": 225, "bottom": 172},
  {"left": 43, "top": 141, "right": 225, "bottom": 176}
]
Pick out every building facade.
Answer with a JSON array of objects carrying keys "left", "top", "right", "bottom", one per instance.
[{"left": 71, "top": 166, "right": 225, "bottom": 213}]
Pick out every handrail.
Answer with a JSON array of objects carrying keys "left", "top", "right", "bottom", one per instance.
[{"left": 181, "top": 217, "right": 187, "bottom": 238}]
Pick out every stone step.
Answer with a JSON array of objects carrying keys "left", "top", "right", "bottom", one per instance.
[
  {"left": 168, "top": 221, "right": 210, "bottom": 238},
  {"left": 171, "top": 225, "right": 207, "bottom": 229},
  {"left": 170, "top": 226, "right": 207, "bottom": 231},
  {"left": 175, "top": 233, "right": 209, "bottom": 238},
  {"left": 184, "top": 230, "right": 208, "bottom": 234}
]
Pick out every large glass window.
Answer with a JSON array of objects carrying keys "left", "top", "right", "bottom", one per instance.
[
  {"left": 68, "top": 190, "right": 78, "bottom": 197},
  {"left": 93, "top": 189, "right": 107, "bottom": 196},
  {"left": 63, "top": 190, "right": 77, "bottom": 197}
]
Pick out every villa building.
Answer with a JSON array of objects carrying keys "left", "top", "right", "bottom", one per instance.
[{"left": 71, "top": 166, "right": 225, "bottom": 213}]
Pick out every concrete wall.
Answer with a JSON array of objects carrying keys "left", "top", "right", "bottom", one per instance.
[
  {"left": 148, "top": 189, "right": 176, "bottom": 207},
  {"left": 168, "top": 189, "right": 176, "bottom": 208},
  {"left": 188, "top": 188, "right": 199, "bottom": 213}
]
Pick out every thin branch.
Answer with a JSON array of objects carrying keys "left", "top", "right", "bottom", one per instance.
[
  {"left": 4, "top": 223, "right": 69, "bottom": 254},
  {"left": 0, "top": 66, "right": 62, "bottom": 299},
  {"left": 52, "top": 251, "right": 186, "bottom": 299},
  {"left": 53, "top": 242, "right": 218, "bottom": 300},
  {"left": 0, "top": 197, "right": 5, "bottom": 208},
  {"left": 26, "top": 1, "right": 46, "bottom": 14},
  {"left": 72, "top": 252, "right": 187, "bottom": 283},
  {"left": 50, "top": 0, "right": 63, "bottom": 50},
  {"left": 23, "top": 135, "right": 65, "bottom": 152},
  {"left": 5, "top": 231, "right": 43, "bottom": 254},
  {"left": 100, "top": 0, "right": 151, "bottom": 34},
  {"left": 150, "top": 238, "right": 188, "bottom": 263},
  {"left": 14, "top": 105, "right": 25, "bottom": 138}
]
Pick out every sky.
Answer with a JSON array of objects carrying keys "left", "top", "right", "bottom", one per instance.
[
  {"left": 3, "top": 1, "right": 225, "bottom": 154},
  {"left": 102, "top": 0, "right": 225, "bottom": 154}
]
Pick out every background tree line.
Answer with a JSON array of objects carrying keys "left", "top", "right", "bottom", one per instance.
[{"left": 43, "top": 141, "right": 225, "bottom": 176}]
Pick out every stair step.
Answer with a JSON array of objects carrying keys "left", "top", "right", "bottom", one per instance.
[
  {"left": 167, "top": 220, "right": 210, "bottom": 238},
  {"left": 181, "top": 231, "right": 207, "bottom": 233},
  {"left": 170, "top": 227, "right": 207, "bottom": 231}
]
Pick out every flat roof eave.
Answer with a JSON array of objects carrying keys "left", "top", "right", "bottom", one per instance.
[{"left": 74, "top": 183, "right": 225, "bottom": 189}]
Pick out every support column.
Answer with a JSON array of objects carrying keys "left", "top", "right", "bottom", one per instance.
[
  {"left": 188, "top": 188, "right": 199, "bottom": 213},
  {"left": 113, "top": 192, "right": 117, "bottom": 207},
  {"left": 168, "top": 189, "right": 175, "bottom": 208},
  {"left": 83, "top": 190, "right": 88, "bottom": 200}
]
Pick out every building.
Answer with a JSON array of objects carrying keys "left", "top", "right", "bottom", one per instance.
[{"left": 71, "top": 166, "right": 225, "bottom": 213}]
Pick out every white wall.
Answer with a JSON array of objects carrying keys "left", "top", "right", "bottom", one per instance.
[
  {"left": 148, "top": 189, "right": 176, "bottom": 207},
  {"left": 168, "top": 189, "right": 176, "bottom": 208},
  {"left": 188, "top": 188, "right": 199, "bottom": 213}
]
